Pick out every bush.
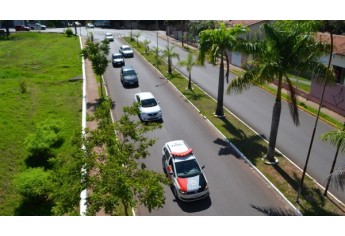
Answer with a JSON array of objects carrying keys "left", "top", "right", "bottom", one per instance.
[
  {"left": 12, "top": 167, "right": 51, "bottom": 199},
  {"left": 25, "top": 118, "right": 64, "bottom": 157},
  {"left": 19, "top": 80, "right": 27, "bottom": 94},
  {"left": 64, "top": 28, "right": 74, "bottom": 37}
]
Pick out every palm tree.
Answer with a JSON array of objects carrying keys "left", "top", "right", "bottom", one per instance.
[
  {"left": 161, "top": 45, "right": 180, "bottom": 74},
  {"left": 198, "top": 23, "right": 248, "bottom": 117},
  {"left": 320, "top": 122, "right": 345, "bottom": 195},
  {"left": 143, "top": 39, "right": 151, "bottom": 54},
  {"left": 226, "top": 21, "right": 329, "bottom": 163},
  {"left": 178, "top": 52, "right": 201, "bottom": 90}
]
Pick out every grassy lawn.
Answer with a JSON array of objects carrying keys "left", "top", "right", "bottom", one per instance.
[
  {"left": 126, "top": 37, "right": 345, "bottom": 215},
  {"left": 0, "top": 32, "right": 82, "bottom": 215}
]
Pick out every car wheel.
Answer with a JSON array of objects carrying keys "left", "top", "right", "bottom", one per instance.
[
  {"left": 173, "top": 186, "right": 179, "bottom": 200},
  {"left": 162, "top": 159, "right": 167, "bottom": 175}
]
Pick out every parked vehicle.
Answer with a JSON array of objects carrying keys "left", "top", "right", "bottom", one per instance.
[
  {"left": 162, "top": 140, "right": 209, "bottom": 201},
  {"left": 15, "top": 25, "right": 30, "bottom": 31},
  {"left": 121, "top": 65, "right": 138, "bottom": 86},
  {"left": 119, "top": 45, "right": 134, "bottom": 58},
  {"left": 112, "top": 53, "right": 125, "bottom": 67},
  {"left": 134, "top": 92, "right": 162, "bottom": 122},
  {"left": 28, "top": 23, "right": 46, "bottom": 30},
  {"left": 86, "top": 23, "right": 94, "bottom": 29}
]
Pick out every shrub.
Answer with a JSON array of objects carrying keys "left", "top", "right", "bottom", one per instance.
[
  {"left": 19, "top": 80, "right": 27, "bottom": 94},
  {"left": 64, "top": 28, "right": 74, "bottom": 37},
  {"left": 25, "top": 118, "right": 64, "bottom": 157},
  {"left": 12, "top": 167, "right": 51, "bottom": 199}
]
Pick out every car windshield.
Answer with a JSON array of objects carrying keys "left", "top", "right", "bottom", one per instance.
[
  {"left": 123, "top": 47, "right": 131, "bottom": 51},
  {"left": 141, "top": 98, "right": 157, "bottom": 108},
  {"left": 124, "top": 70, "right": 136, "bottom": 76},
  {"left": 113, "top": 54, "right": 123, "bottom": 59},
  {"left": 106, "top": 33, "right": 112, "bottom": 36},
  {"left": 175, "top": 159, "right": 201, "bottom": 178}
]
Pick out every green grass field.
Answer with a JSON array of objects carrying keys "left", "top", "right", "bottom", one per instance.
[{"left": 0, "top": 32, "right": 82, "bottom": 215}]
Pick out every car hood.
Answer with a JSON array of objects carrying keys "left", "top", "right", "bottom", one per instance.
[
  {"left": 113, "top": 58, "right": 124, "bottom": 62},
  {"left": 123, "top": 50, "right": 133, "bottom": 54},
  {"left": 177, "top": 173, "right": 207, "bottom": 192},
  {"left": 140, "top": 105, "right": 161, "bottom": 114}
]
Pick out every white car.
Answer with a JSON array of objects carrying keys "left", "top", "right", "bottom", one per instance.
[
  {"left": 162, "top": 140, "right": 209, "bottom": 201},
  {"left": 119, "top": 45, "right": 134, "bottom": 58},
  {"left": 134, "top": 92, "right": 162, "bottom": 122},
  {"left": 105, "top": 32, "right": 114, "bottom": 42},
  {"left": 86, "top": 23, "right": 94, "bottom": 29}
]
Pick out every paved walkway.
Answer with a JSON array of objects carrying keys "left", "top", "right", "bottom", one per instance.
[{"left": 81, "top": 36, "right": 107, "bottom": 216}]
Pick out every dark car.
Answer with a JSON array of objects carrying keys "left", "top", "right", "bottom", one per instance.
[
  {"left": 112, "top": 53, "right": 125, "bottom": 67},
  {"left": 120, "top": 65, "right": 138, "bottom": 87},
  {"left": 15, "top": 25, "right": 30, "bottom": 31}
]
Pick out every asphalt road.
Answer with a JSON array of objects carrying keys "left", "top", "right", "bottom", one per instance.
[
  {"left": 98, "top": 33, "right": 299, "bottom": 215},
  {"left": 39, "top": 26, "right": 345, "bottom": 209},
  {"left": 135, "top": 29, "right": 345, "bottom": 204}
]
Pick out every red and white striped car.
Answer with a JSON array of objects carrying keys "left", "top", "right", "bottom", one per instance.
[{"left": 162, "top": 140, "right": 209, "bottom": 201}]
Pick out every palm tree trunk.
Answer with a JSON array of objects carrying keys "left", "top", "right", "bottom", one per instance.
[
  {"left": 168, "top": 57, "right": 172, "bottom": 74},
  {"left": 188, "top": 72, "right": 192, "bottom": 90},
  {"left": 215, "top": 51, "right": 225, "bottom": 117},
  {"left": 266, "top": 76, "right": 283, "bottom": 163}
]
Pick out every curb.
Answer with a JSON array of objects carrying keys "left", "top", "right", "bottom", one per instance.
[{"left": 131, "top": 41, "right": 303, "bottom": 216}]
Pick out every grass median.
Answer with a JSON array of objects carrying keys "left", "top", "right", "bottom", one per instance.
[
  {"left": 125, "top": 37, "right": 345, "bottom": 215},
  {"left": 0, "top": 32, "right": 82, "bottom": 215}
]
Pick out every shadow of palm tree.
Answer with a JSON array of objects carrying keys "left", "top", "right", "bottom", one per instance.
[
  {"left": 213, "top": 138, "right": 241, "bottom": 158},
  {"left": 250, "top": 204, "right": 297, "bottom": 216}
]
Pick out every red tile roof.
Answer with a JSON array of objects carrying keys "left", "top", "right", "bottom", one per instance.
[
  {"left": 316, "top": 32, "right": 345, "bottom": 56},
  {"left": 227, "top": 20, "right": 265, "bottom": 26}
]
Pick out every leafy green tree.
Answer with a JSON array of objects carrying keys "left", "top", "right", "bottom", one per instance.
[
  {"left": 198, "top": 22, "right": 248, "bottom": 117},
  {"left": 188, "top": 20, "right": 218, "bottom": 38},
  {"left": 226, "top": 21, "right": 329, "bottom": 163},
  {"left": 162, "top": 45, "right": 180, "bottom": 74},
  {"left": 48, "top": 131, "right": 86, "bottom": 215},
  {"left": 83, "top": 99, "right": 169, "bottom": 215},
  {"left": 81, "top": 39, "right": 110, "bottom": 98},
  {"left": 178, "top": 52, "right": 202, "bottom": 90},
  {"left": 12, "top": 168, "right": 51, "bottom": 200}
]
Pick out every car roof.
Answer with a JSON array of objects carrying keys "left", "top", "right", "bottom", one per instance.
[
  {"left": 121, "top": 45, "right": 130, "bottom": 48},
  {"left": 122, "top": 65, "right": 134, "bottom": 71},
  {"left": 112, "top": 53, "right": 122, "bottom": 56},
  {"left": 165, "top": 140, "right": 194, "bottom": 158},
  {"left": 135, "top": 92, "right": 155, "bottom": 100}
]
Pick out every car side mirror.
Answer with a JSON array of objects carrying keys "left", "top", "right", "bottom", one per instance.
[
  {"left": 157, "top": 101, "right": 160, "bottom": 104},
  {"left": 201, "top": 165, "right": 205, "bottom": 169}
]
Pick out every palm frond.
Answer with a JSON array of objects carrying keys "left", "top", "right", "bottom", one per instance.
[
  {"left": 226, "top": 69, "right": 255, "bottom": 95},
  {"left": 320, "top": 126, "right": 345, "bottom": 153},
  {"left": 327, "top": 167, "right": 345, "bottom": 191},
  {"left": 285, "top": 76, "right": 300, "bottom": 126}
]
